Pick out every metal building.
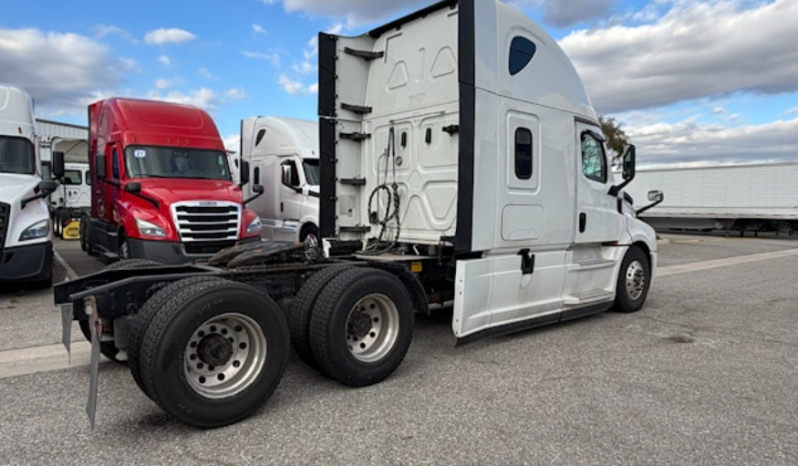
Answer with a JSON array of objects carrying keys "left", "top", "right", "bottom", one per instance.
[{"left": 35, "top": 118, "right": 88, "bottom": 172}]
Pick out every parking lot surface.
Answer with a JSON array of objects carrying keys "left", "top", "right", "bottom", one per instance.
[{"left": 0, "top": 234, "right": 796, "bottom": 466}]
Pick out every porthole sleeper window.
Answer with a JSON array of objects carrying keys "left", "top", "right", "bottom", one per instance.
[{"left": 509, "top": 37, "right": 537, "bottom": 76}]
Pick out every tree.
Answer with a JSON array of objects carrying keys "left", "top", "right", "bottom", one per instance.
[{"left": 599, "top": 115, "right": 630, "bottom": 163}]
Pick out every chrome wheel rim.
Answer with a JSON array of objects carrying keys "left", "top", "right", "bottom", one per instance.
[
  {"left": 345, "top": 294, "right": 399, "bottom": 363},
  {"left": 184, "top": 313, "right": 267, "bottom": 399},
  {"left": 625, "top": 260, "right": 646, "bottom": 301}
]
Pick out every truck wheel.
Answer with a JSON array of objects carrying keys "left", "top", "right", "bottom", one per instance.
[
  {"left": 309, "top": 268, "right": 414, "bottom": 387},
  {"left": 128, "top": 276, "right": 225, "bottom": 398},
  {"left": 79, "top": 218, "right": 88, "bottom": 251},
  {"left": 289, "top": 265, "right": 353, "bottom": 369},
  {"left": 138, "top": 279, "right": 289, "bottom": 428},
  {"left": 612, "top": 246, "right": 651, "bottom": 313}
]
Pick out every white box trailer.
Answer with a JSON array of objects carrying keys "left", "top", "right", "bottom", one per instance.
[
  {"left": 55, "top": 0, "right": 660, "bottom": 428},
  {"left": 240, "top": 117, "right": 320, "bottom": 243},
  {"left": 625, "top": 162, "right": 798, "bottom": 234},
  {"left": 0, "top": 83, "right": 63, "bottom": 284}
]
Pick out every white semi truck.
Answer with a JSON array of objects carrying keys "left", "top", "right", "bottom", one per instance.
[
  {"left": 56, "top": 0, "right": 661, "bottom": 428},
  {"left": 0, "top": 83, "right": 63, "bottom": 285},
  {"left": 240, "top": 116, "right": 320, "bottom": 243},
  {"left": 625, "top": 162, "right": 798, "bottom": 235}
]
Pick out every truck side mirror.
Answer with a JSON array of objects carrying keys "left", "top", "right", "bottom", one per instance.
[
  {"left": 648, "top": 190, "right": 663, "bottom": 203},
  {"left": 40, "top": 180, "right": 58, "bottom": 194},
  {"left": 125, "top": 182, "right": 142, "bottom": 194},
  {"left": 636, "top": 190, "right": 664, "bottom": 216},
  {"left": 621, "top": 144, "right": 636, "bottom": 181},
  {"left": 52, "top": 151, "right": 66, "bottom": 179},
  {"left": 252, "top": 184, "right": 264, "bottom": 194},
  {"left": 240, "top": 160, "right": 250, "bottom": 186},
  {"left": 94, "top": 154, "right": 106, "bottom": 179}
]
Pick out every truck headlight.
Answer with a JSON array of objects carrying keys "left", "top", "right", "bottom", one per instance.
[
  {"left": 136, "top": 218, "right": 166, "bottom": 238},
  {"left": 19, "top": 220, "right": 50, "bottom": 241},
  {"left": 247, "top": 217, "right": 262, "bottom": 235}
]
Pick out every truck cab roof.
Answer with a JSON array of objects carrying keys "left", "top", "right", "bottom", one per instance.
[{"left": 90, "top": 98, "right": 224, "bottom": 151}]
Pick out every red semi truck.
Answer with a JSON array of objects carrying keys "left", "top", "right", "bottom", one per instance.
[{"left": 81, "top": 98, "right": 263, "bottom": 264}]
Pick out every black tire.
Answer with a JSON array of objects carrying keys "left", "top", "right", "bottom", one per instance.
[
  {"left": 300, "top": 224, "right": 319, "bottom": 242},
  {"left": 79, "top": 217, "right": 88, "bottom": 251},
  {"left": 138, "top": 279, "right": 289, "bottom": 428},
  {"left": 103, "top": 258, "right": 160, "bottom": 271},
  {"left": 289, "top": 265, "right": 353, "bottom": 369},
  {"left": 309, "top": 267, "right": 414, "bottom": 387},
  {"left": 128, "top": 276, "right": 225, "bottom": 398},
  {"left": 612, "top": 246, "right": 651, "bottom": 313}
]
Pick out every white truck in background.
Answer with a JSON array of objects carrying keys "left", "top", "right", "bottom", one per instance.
[
  {"left": 240, "top": 116, "right": 320, "bottom": 243},
  {"left": 0, "top": 83, "right": 63, "bottom": 285},
  {"left": 56, "top": 0, "right": 664, "bottom": 428},
  {"left": 625, "top": 162, "right": 798, "bottom": 235}
]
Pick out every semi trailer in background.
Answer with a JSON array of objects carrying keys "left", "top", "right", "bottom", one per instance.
[
  {"left": 625, "top": 162, "right": 798, "bottom": 235},
  {"left": 56, "top": 0, "right": 662, "bottom": 428}
]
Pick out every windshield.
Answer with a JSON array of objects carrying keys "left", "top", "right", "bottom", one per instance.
[
  {"left": 303, "top": 159, "right": 320, "bottom": 186},
  {"left": 0, "top": 136, "right": 35, "bottom": 175},
  {"left": 124, "top": 146, "right": 231, "bottom": 181}
]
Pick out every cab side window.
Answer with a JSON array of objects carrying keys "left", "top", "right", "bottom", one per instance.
[
  {"left": 281, "top": 160, "right": 300, "bottom": 187},
  {"left": 112, "top": 148, "right": 120, "bottom": 179},
  {"left": 581, "top": 132, "right": 607, "bottom": 183}
]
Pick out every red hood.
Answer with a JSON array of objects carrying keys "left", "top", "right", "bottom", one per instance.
[{"left": 135, "top": 178, "right": 243, "bottom": 205}]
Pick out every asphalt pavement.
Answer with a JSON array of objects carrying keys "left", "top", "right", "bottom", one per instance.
[{"left": 0, "top": 234, "right": 796, "bottom": 466}]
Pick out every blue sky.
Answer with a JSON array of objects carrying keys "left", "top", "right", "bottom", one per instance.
[{"left": 2, "top": 0, "right": 797, "bottom": 166}]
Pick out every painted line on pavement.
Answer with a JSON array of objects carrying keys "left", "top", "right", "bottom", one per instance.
[
  {"left": 53, "top": 249, "right": 79, "bottom": 281},
  {"left": 0, "top": 341, "right": 100, "bottom": 379},
  {"left": 658, "top": 248, "right": 798, "bottom": 277}
]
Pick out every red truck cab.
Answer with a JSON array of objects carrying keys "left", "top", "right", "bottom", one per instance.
[{"left": 82, "top": 98, "right": 262, "bottom": 264}]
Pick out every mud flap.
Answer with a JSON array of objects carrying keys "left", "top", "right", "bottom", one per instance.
[
  {"left": 86, "top": 298, "right": 101, "bottom": 429},
  {"left": 61, "top": 304, "right": 73, "bottom": 363}
]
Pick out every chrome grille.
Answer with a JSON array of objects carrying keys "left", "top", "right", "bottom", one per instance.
[
  {"left": 171, "top": 201, "right": 240, "bottom": 243},
  {"left": 0, "top": 202, "right": 8, "bottom": 250}
]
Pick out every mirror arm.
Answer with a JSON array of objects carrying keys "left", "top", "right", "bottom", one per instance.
[
  {"left": 243, "top": 191, "right": 264, "bottom": 206},
  {"left": 608, "top": 179, "right": 632, "bottom": 197},
  {"left": 20, "top": 192, "right": 47, "bottom": 210},
  {"left": 636, "top": 198, "right": 664, "bottom": 216}
]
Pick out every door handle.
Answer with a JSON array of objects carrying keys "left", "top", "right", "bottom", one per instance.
[{"left": 579, "top": 213, "right": 586, "bottom": 233}]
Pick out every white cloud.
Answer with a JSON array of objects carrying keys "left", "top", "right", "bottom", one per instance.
[
  {"left": 252, "top": 24, "right": 267, "bottom": 35},
  {"left": 268, "top": 0, "right": 613, "bottom": 27},
  {"left": 199, "top": 67, "right": 218, "bottom": 81},
  {"left": 119, "top": 57, "right": 139, "bottom": 72},
  {"left": 144, "top": 28, "right": 197, "bottom": 45},
  {"left": 242, "top": 51, "right": 281, "bottom": 68},
  {"left": 224, "top": 88, "right": 248, "bottom": 99},
  {"left": 224, "top": 134, "right": 241, "bottom": 154},
  {"left": 154, "top": 78, "right": 182, "bottom": 90},
  {"left": 784, "top": 107, "right": 798, "bottom": 117},
  {"left": 157, "top": 55, "right": 171, "bottom": 66},
  {"left": 293, "top": 60, "right": 315, "bottom": 75},
  {"left": 628, "top": 116, "right": 798, "bottom": 167},
  {"left": 0, "top": 28, "right": 119, "bottom": 114},
  {"left": 278, "top": 74, "right": 316, "bottom": 95},
  {"left": 147, "top": 87, "right": 219, "bottom": 111},
  {"left": 514, "top": 0, "right": 616, "bottom": 27},
  {"left": 94, "top": 24, "right": 136, "bottom": 42},
  {"left": 562, "top": 0, "right": 798, "bottom": 114}
]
